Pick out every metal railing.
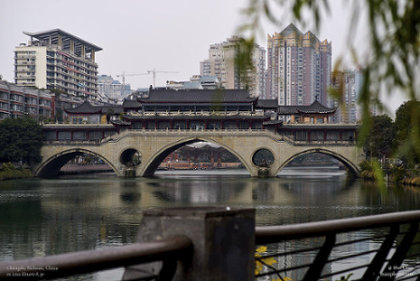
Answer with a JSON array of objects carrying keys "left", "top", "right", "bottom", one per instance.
[
  {"left": 255, "top": 210, "right": 420, "bottom": 281},
  {"left": 2, "top": 210, "right": 420, "bottom": 281},
  {"left": 0, "top": 236, "right": 192, "bottom": 280}
]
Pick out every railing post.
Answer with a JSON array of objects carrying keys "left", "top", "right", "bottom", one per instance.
[{"left": 123, "top": 207, "right": 255, "bottom": 281}]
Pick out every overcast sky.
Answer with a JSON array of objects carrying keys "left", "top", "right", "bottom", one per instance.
[{"left": 0, "top": 0, "right": 406, "bottom": 112}]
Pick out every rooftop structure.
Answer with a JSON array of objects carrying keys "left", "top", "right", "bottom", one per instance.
[
  {"left": 277, "top": 99, "right": 336, "bottom": 124},
  {"left": 23, "top": 29, "right": 102, "bottom": 54},
  {"left": 64, "top": 88, "right": 336, "bottom": 129},
  {"left": 138, "top": 88, "right": 256, "bottom": 105},
  {"left": 15, "top": 29, "right": 102, "bottom": 100},
  {"left": 64, "top": 100, "right": 123, "bottom": 124}
]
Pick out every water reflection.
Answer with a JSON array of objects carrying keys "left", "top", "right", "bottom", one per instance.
[{"left": 0, "top": 168, "right": 420, "bottom": 280}]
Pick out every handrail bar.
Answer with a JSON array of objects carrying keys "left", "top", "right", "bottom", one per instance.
[
  {"left": 255, "top": 210, "right": 420, "bottom": 244},
  {"left": 0, "top": 235, "right": 192, "bottom": 280}
]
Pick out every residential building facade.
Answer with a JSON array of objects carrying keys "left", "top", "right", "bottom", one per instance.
[
  {"left": 332, "top": 70, "right": 363, "bottom": 123},
  {"left": 97, "top": 75, "right": 131, "bottom": 104},
  {"left": 0, "top": 80, "right": 54, "bottom": 120},
  {"left": 14, "top": 29, "right": 102, "bottom": 100},
  {"left": 200, "top": 60, "right": 211, "bottom": 77},
  {"left": 266, "top": 24, "right": 332, "bottom": 106},
  {"left": 200, "top": 36, "right": 265, "bottom": 98}
]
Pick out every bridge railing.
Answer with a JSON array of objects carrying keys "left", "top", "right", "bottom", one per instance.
[
  {"left": 42, "top": 125, "right": 357, "bottom": 146},
  {"left": 3, "top": 209, "right": 416, "bottom": 281},
  {"left": 255, "top": 210, "right": 420, "bottom": 281}
]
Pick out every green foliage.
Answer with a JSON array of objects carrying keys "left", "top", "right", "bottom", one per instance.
[
  {"left": 238, "top": 0, "right": 420, "bottom": 162},
  {"left": 393, "top": 101, "right": 420, "bottom": 167},
  {"left": 362, "top": 114, "right": 395, "bottom": 160},
  {"left": 0, "top": 117, "right": 43, "bottom": 165},
  {"left": 0, "top": 162, "right": 33, "bottom": 181},
  {"left": 390, "top": 165, "right": 407, "bottom": 184},
  {"left": 234, "top": 37, "right": 256, "bottom": 90},
  {"left": 359, "top": 159, "right": 374, "bottom": 172}
]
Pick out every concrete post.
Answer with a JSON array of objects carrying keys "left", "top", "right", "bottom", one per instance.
[{"left": 123, "top": 207, "right": 255, "bottom": 281}]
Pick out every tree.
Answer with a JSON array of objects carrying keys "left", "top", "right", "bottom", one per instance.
[
  {"left": 0, "top": 117, "right": 43, "bottom": 165},
  {"left": 238, "top": 0, "right": 420, "bottom": 161},
  {"left": 394, "top": 101, "right": 420, "bottom": 166},
  {"left": 363, "top": 115, "right": 395, "bottom": 161}
]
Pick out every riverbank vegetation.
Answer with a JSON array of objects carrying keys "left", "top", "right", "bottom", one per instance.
[
  {"left": 360, "top": 101, "right": 420, "bottom": 186},
  {"left": 0, "top": 162, "right": 33, "bottom": 181},
  {"left": 360, "top": 159, "right": 420, "bottom": 187},
  {"left": 0, "top": 117, "right": 42, "bottom": 180},
  {"left": 238, "top": 0, "right": 419, "bottom": 185}
]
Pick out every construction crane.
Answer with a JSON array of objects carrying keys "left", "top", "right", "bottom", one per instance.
[
  {"left": 146, "top": 69, "right": 179, "bottom": 87},
  {"left": 116, "top": 72, "right": 148, "bottom": 86},
  {"left": 116, "top": 70, "right": 179, "bottom": 88}
]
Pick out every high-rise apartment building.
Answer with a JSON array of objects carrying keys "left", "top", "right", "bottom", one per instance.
[
  {"left": 200, "top": 60, "right": 211, "bottom": 77},
  {"left": 200, "top": 36, "right": 265, "bottom": 97},
  {"left": 14, "top": 29, "right": 102, "bottom": 100},
  {"left": 332, "top": 70, "right": 363, "bottom": 123},
  {"left": 266, "top": 24, "right": 332, "bottom": 106},
  {"left": 97, "top": 75, "right": 131, "bottom": 104}
]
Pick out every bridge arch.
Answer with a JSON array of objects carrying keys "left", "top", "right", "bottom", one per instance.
[
  {"left": 141, "top": 137, "right": 254, "bottom": 177},
  {"left": 36, "top": 148, "right": 120, "bottom": 178},
  {"left": 276, "top": 148, "right": 360, "bottom": 176}
]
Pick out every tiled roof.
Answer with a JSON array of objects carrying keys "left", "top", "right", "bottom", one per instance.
[
  {"left": 122, "top": 114, "right": 268, "bottom": 121},
  {"left": 122, "top": 99, "right": 142, "bottom": 108},
  {"left": 101, "top": 105, "right": 123, "bottom": 114},
  {"left": 65, "top": 101, "right": 123, "bottom": 114},
  {"left": 257, "top": 99, "right": 278, "bottom": 109},
  {"left": 138, "top": 89, "right": 256, "bottom": 103},
  {"left": 65, "top": 100, "right": 102, "bottom": 114},
  {"left": 278, "top": 100, "right": 336, "bottom": 115}
]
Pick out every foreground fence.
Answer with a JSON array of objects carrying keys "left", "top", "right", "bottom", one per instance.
[
  {"left": 255, "top": 211, "right": 420, "bottom": 281},
  {"left": 0, "top": 208, "right": 420, "bottom": 280}
]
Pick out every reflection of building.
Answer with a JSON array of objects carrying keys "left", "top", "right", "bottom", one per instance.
[
  {"left": 201, "top": 36, "right": 266, "bottom": 97},
  {"left": 0, "top": 80, "right": 54, "bottom": 120},
  {"left": 266, "top": 24, "right": 332, "bottom": 106},
  {"left": 14, "top": 29, "right": 102, "bottom": 100}
]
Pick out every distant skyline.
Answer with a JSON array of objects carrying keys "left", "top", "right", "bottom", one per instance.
[{"left": 0, "top": 0, "right": 407, "bottom": 113}]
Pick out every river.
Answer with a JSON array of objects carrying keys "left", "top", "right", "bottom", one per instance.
[{"left": 1, "top": 168, "right": 420, "bottom": 280}]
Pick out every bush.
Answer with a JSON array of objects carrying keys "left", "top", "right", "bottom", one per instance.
[
  {"left": 390, "top": 165, "right": 407, "bottom": 184},
  {"left": 359, "top": 160, "right": 373, "bottom": 172},
  {"left": 0, "top": 162, "right": 33, "bottom": 181}
]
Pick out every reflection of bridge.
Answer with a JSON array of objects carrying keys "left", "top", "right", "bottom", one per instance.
[{"left": 36, "top": 124, "right": 363, "bottom": 177}]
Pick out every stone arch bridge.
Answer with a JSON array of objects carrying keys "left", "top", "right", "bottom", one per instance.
[{"left": 35, "top": 124, "right": 363, "bottom": 178}]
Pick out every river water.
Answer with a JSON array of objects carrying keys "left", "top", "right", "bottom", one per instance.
[{"left": 1, "top": 168, "right": 420, "bottom": 280}]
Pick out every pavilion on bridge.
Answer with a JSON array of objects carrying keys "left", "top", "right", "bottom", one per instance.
[{"left": 63, "top": 88, "right": 337, "bottom": 131}]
